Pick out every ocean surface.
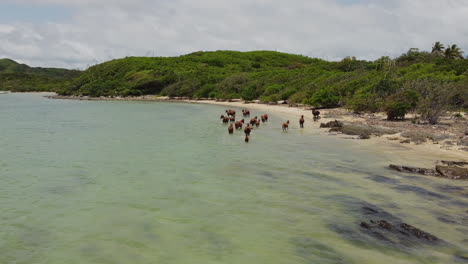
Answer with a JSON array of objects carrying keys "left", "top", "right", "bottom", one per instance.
[{"left": 1, "top": 93, "right": 467, "bottom": 264}]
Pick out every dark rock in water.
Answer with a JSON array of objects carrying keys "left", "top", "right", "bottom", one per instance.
[
  {"left": 435, "top": 165, "right": 468, "bottom": 180},
  {"left": 440, "top": 160, "right": 468, "bottom": 166},
  {"left": 393, "top": 185, "right": 449, "bottom": 200},
  {"left": 328, "top": 196, "right": 447, "bottom": 252},
  {"left": 388, "top": 164, "right": 438, "bottom": 176},
  {"left": 320, "top": 120, "right": 343, "bottom": 128},
  {"left": 389, "top": 161, "right": 468, "bottom": 180}
]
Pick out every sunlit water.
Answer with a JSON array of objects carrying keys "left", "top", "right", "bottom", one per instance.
[{"left": 0, "top": 93, "right": 467, "bottom": 264}]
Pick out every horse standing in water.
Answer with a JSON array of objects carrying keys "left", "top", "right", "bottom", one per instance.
[
  {"left": 250, "top": 116, "right": 258, "bottom": 126},
  {"left": 235, "top": 119, "right": 244, "bottom": 129},
  {"left": 229, "top": 116, "right": 236, "bottom": 122},
  {"left": 255, "top": 119, "right": 260, "bottom": 127},
  {"left": 226, "top": 110, "right": 236, "bottom": 117},
  {"left": 220, "top": 115, "right": 229, "bottom": 124},
  {"left": 242, "top": 109, "right": 250, "bottom": 117},
  {"left": 261, "top": 114, "right": 268, "bottom": 122},
  {"left": 244, "top": 124, "right": 252, "bottom": 136},
  {"left": 312, "top": 108, "right": 320, "bottom": 121},
  {"left": 299, "top": 115, "right": 305, "bottom": 128},
  {"left": 228, "top": 124, "right": 234, "bottom": 134},
  {"left": 282, "top": 120, "right": 290, "bottom": 131}
]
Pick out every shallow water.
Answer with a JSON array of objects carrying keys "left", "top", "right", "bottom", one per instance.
[{"left": 1, "top": 93, "right": 467, "bottom": 264}]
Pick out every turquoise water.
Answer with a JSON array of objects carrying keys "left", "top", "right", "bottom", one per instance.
[{"left": 0, "top": 93, "right": 467, "bottom": 264}]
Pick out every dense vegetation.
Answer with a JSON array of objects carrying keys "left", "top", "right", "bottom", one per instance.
[
  {"left": 4, "top": 43, "right": 467, "bottom": 124},
  {"left": 0, "top": 59, "right": 80, "bottom": 92}
]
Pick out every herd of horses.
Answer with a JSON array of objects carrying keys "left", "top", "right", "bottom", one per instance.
[{"left": 220, "top": 108, "right": 321, "bottom": 143}]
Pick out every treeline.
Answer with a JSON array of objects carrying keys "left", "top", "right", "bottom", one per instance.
[{"left": 0, "top": 59, "right": 80, "bottom": 92}]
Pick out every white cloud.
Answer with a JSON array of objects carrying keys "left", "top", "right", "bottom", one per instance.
[{"left": 1, "top": 0, "right": 467, "bottom": 69}]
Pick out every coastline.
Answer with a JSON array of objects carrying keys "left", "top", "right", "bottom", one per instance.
[{"left": 46, "top": 94, "right": 468, "bottom": 166}]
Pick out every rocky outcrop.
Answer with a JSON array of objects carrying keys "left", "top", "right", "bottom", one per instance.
[
  {"left": 435, "top": 165, "right": 468, "bottom": 180},
  {"left": 388, "top": 165, "right": 438, "bottom": 176},
  {"left": 389, "top": 160, "right": 468, "bottom": 180},
  {"left": 320, "top": 120, "right": 343, "bottom": 128}
]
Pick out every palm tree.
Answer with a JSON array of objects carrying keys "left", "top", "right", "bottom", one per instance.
[
  {"left": 445, "top": 44, "right": 464, "bottom": 59},
  {"left": 431, "top": 41, "right": 444, "bottom": 54}
]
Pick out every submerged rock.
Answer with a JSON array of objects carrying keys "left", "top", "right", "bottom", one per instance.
[
  {"left": 389, "top": 161, "right": 468, "bottom": 180},
  {"left": 388, "top": 164, "right": 438, "bottom": 176},
  {"left": 328, "top": 196, "right": 447, "bottom": 251},
  {"left": 435, "top": 165, "right": 468, "bottom": 180}
]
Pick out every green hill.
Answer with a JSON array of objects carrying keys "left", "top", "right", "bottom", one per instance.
[
  {"left": 59, "top": 49, "right": 468, "bottom": 115},
  {"left": 0, "top": 59, "right": 80, "bottom": 92}
]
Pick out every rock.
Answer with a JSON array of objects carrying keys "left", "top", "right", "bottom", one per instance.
[
  {"left": 439, "top": 160, "right": 468, "bottom": 166},
  {"left": 389, "top": 164, "right": 438, "bottom": 176},
  {"left": 435, "top": 165, "right": 468, "bottom": 180},
  {"left": 320, "top": 120, "right": 343, "bottom": 128}
]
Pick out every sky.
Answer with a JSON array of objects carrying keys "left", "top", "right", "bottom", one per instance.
[{"left": 0, "top": 0, "right": 466, "bottom": 69}]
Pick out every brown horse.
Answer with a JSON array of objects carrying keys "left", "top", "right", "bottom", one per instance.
[
  {"left": 229, "top": 116, "right": 236, "bottom": 122},
  {"left": 244, "top": 124, "right": 252, "bottom": 136},
  {"left": 262, "top": 114, "right": 268, "bottom": 122},
  {"left": 255, "top": 120, "right": 260, "bottom": 127},
  {"left": 220, "top": 115, "right": 229, "bottom": 124},
  {"left": 250, "top": 116, "right": 257, "bottom": 126},
  {"left": 228, "top": 124, "right": 234, "bottom": 134},
  {"left": 299, "top": 115, "right": 305, "bottom": 128},
  {"left": 312, "top": 108, "right": 320, "bottom": 120},
  {"left": 225, "top": 110, "right": 236, "bottom": 117},
  {"left": 242, "top": 109, "right": 250, "bottom": 117},
  {"left": 235, "top": 119, "right": 244, "bottom": 129},
  {"left": 282, "top": 120, "right": 290, "bottom": 131}
]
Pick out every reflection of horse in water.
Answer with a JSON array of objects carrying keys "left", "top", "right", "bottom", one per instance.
[
  {"left": 245, "top": 135, "right": 249, "bottom": 143},
  {"left": 312, "top": 108, "right": 320, "bottom": 120},
  {"left": 282, "top": 120, "right": 290, "bottom": 131},
  {"left": 299, "top": 115, "right": 304, "bottom": 128}
]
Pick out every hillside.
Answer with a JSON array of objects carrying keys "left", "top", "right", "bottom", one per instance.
[
  {"left": 0, "top": 59, "right": 80, "bottom": 92},
  {"left": 58, "top": 49, "right": 468, "bottom": 117}
]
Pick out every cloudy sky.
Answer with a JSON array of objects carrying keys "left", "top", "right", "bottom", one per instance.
[{"left": 0, "top": 0, "right": 466, "bottom": 69}]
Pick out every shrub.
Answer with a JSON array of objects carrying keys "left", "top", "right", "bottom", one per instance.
[
  {"left": 309, "top": 88, "right": 340, "bottom": 108},
  {"left": 384, "top": 90, "right": 419, "bottom": 120}
]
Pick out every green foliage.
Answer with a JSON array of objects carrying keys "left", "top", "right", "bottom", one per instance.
[
  {"left": 0, "top": 59, "right": 79, "bottom": 92},
  {"left": 308, "top": 88, "right": 340, "bottom": 108},
  {"left": 384, "top": 90, "right": 419, "bottom": 120},
  {"left": 4, "top": 47, "right": 461, "bottom": 115}
]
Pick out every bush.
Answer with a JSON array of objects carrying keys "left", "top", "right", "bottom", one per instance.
[
  {"left": 309, "top": 88, "right": 340, "bottom": 108},
  {"left": 346, "top": 93, "right": 379, "bottom": 113},
  {"left": 384, "top": 90, "right": 419, "bottom": 120},
  {"left": 288, "top": 91, "right": 308, "bottom": 104}
]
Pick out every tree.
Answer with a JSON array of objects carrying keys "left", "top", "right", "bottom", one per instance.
[
  {"left": 431, "top": 42, "right": 445, "bottom": 56},
  {"left": 405, "top": 80, "right": 456, "bottom": 124},
  {"left": 384, "top": 90, "right": 419, "bottom": 120},
  {"left": 445, "top": 44, "right": 464, "bottom": 59}
]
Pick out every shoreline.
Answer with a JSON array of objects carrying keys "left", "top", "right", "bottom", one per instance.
[{"left": 47, "top": 94, "right": 468, "bottom": 166}]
